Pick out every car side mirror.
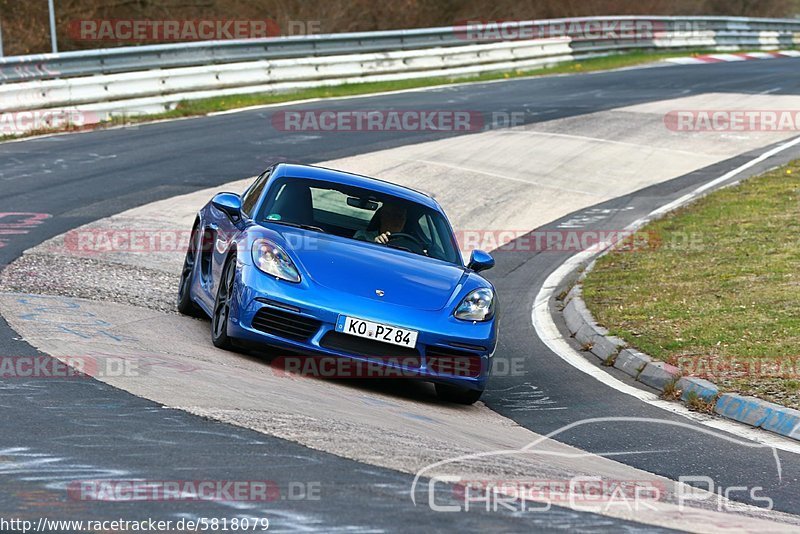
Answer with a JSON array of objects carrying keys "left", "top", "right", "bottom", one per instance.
[
  {"left": 468, "top": 250, "right": 495, "bottom": 273},
  {"left": 212, "top": 193, "right": 243, "bottom": 221}
]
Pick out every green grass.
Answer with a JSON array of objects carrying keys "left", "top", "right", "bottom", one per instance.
[
  {"left": 582, "top": 161, "right": 800, "bottom": 408},
  {"left": 1, "top": 48, "right": 735, "bottom": 141}
]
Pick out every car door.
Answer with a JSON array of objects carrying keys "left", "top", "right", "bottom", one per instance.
[{"left": 207, "top": 168, "right": 272, "bottom": 301}]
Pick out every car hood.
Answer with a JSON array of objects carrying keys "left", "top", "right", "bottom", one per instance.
[{"left": 284, "top": 230, "right": 469, "bottom": 311}]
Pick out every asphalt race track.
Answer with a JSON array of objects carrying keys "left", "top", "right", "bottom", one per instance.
[{"left": 2, "top": 59, "right": 800, "bottom": 531}]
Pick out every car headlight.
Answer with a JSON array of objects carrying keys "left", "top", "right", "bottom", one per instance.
[
  {"left": 252, "top": 239, "right": 301, "bottom": 283},
  {"left": 454, "top": 288, "right": 495, "bottom": 321}
]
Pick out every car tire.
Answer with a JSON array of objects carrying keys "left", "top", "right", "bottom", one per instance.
[
  {"left": 211, "top": 253, "right": 237, "bottom": 350},
  {"left": 177, "top": 224, "right": 203, "bottom": 317},
  {"left": 435, "top": 383, "right": 483, "bottom": 405}
]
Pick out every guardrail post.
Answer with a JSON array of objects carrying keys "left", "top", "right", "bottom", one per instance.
[{"left": 48, "top": 0, "right": 58, "bottom": 53}]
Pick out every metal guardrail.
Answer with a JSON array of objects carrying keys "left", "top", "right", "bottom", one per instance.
[
  {"left": 0, "top": 38, "right": 576, "bottom": 113},
  {"left": 1, "top": 15, "right": 799, "bottom": 135},
  {"left": 2, "top": 15, "right": 800, "bottom": 84},
  {"left": 0, "top": 26, "right": 492, "bottom": 83}
]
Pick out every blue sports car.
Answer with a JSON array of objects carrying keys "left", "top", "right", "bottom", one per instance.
[{"left": 177, "top": 163, "right": 498, "bottom": 404}]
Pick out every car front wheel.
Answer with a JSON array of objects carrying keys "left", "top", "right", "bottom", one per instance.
[{"left": 212, "top": 253, "right": 237, "bottom": 350}]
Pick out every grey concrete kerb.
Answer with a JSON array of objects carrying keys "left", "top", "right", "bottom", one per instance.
[{"left": 559, "top": 267, "right": 800, "bottom": 443}]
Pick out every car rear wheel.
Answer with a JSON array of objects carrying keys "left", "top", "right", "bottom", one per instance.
[
  {"left": 177, "top": 224, "right": 203, "bottom": 317},
  {"left": 435, "top": 383, "right": 483, "bottom": 405},
  {"left": 212, "top": 253, "right": 237, "bottom": 350}
]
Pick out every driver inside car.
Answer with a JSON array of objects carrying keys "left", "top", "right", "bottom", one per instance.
[{"left": 353, "top": 203, "right": 407, "bottom": 245}]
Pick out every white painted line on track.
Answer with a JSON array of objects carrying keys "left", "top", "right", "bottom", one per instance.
[{"left": 532, "top": 134, "right": 800, "bottom": 455}]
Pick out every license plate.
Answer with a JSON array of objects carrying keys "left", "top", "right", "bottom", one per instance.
[{"left": 337, "top": 316, "right": 418, "bottom": 349}]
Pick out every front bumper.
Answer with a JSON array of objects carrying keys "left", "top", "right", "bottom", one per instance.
[{"left": 227, "top": 265, "right": 496, "bottom": 391}]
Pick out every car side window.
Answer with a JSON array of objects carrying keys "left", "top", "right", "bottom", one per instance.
[
  {"left": 418, "top": 213, "right": 433, "bottom": 240},
  {"left": 241, "top": 169, "right": 272, "bottom": 217}
]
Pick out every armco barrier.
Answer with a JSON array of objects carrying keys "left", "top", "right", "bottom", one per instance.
[
  {"left": 2, "top": 16, "right": 799, "bottom": 84},
  {"left": 1, "top": 16, "right": 799, "bottom": 132},
  {"left": 0, "top": 38, "right": 574, "bottom": 113}
]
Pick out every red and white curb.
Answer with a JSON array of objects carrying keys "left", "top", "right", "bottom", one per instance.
[{"left": 666, "top": 50, "right": 800, "bottom": 65}]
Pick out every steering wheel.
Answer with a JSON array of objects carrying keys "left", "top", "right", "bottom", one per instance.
[{"left": 387, "top": 232, "right": 426, "bottom": 248}]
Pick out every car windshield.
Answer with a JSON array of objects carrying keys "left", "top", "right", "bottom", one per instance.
[{"left": 256, "top": 176, "right": 461, "bottom": 265}]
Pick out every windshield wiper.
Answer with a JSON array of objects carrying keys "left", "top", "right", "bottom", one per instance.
[{"left": 264, "top": 220, "right": 325, "bottom": 233}]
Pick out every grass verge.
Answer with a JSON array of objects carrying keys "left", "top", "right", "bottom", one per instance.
[
  {"left": 582, "top": 160, "right": 800, "bottom": 409},
  {"left": 1, "top": 48, "right": 732, "bottom": 142}
]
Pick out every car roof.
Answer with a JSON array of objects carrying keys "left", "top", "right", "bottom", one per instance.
[{"left": 272, "top": 163, "right": 441, "bottom": 211}]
